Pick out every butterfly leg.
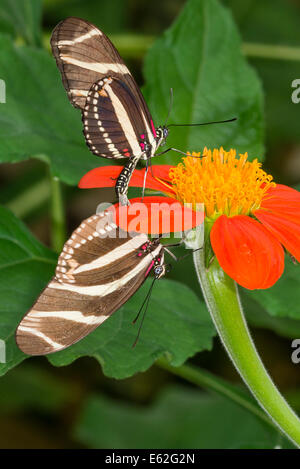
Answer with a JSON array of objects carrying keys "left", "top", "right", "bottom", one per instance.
[
  {"left": 141, "top": 157, "right": 151, "bottom": 202},
  {"left": 155, "top": 147, "right": 189, "bottom": 157},
  {"left": 115, "top": 155, "right": 140, "bottom": 205}
]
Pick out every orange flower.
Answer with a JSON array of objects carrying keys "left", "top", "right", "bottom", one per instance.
[
  {"left": 79, "top": 164, "right": 201, "bottom": 235},
  {"left": 79, "top": 148, "right": 300, "bottom": 290}
]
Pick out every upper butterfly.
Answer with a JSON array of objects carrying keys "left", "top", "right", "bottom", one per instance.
[{"left": 51, "top": 17, "right": 168, "bottom": 206}]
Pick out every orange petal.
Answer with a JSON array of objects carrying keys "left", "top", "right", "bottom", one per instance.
[
  {"left": 78, "top": 165, "right": 174, "bottom": 193},
  {"left": 78, "top": 166, "right": 122, "bottom": 188},
  {"left": 255, "top": 209, "right": 300, "bottom": 262},
  {"left": 111, "top": 196, "right": 203, "bottom": 235},
  {"left": 150, "top": 165, "right": 174, "bottom": 182},
  {"left": 210, "top": 215, "right": 284, "bottom": 290},
  {"left": 261, "top": 184, "right": 300, "bottom": 217}
]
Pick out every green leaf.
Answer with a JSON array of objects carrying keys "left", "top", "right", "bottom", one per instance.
[
  {"left": 0, "top": 0, "right": 42, "bottom": 47},
  {"left": 226, "top": 0, "right": 300, "bottom": 153},
  {"left": 48, "top": 278, "right": 215, "bottom": 379},
  {"left": 74, "top": 386, "right": 294, "bottom": 449},
  {"left": 0, "top": 206, "right": 56, "bottom": 376},
  {"left": 226, "top": 0, "right": 300, "bottom": 46},
  {"left": 0, "top": 35, "right": 106, "bottom": 185},
  {"left": 0, "top": 363, "right": 71, "bottom": 414},
  {"left": 143, "top": 0, "right": 264, "bottom": 165},
  {"left": 244, "top": 292, "right": 300, "bottom": 339},
  {"left": 246, "top": 256, "right": 300, "bottom": 320},
  {"left": 168, "top": 249, "right": 300, "bottom": 339}
]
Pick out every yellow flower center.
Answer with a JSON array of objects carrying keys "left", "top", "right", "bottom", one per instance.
[{"left": 168, "top": 147, "right": 275, "bottom": 218}]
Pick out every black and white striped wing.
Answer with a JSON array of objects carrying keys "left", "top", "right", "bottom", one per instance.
[
  {"left": 51, "top": 16, "right": 127, "bottom": 109},
  {"left": 16, "top": 212, "right": 163, "bottom": 355},
  {"left": 83, "top": 77, "right": 156, "bottom": 158},
  {"left": 51, "top": 17, "right": 156, "bottom": 159}
]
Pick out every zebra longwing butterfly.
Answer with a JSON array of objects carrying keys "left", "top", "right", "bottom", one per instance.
[
  {"left": 16, "top": 211, "right": 166, "bottom": 355},
  {"left": 51, "top": 17, "right": 168, "bottom": 206}
]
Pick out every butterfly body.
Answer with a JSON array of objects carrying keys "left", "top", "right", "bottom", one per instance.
[
  {"left": 16, "top": 211, "right": 165, "bottom": 355},
  {"left": 51, "top": 17, "right": 168, "bottom": 205}
]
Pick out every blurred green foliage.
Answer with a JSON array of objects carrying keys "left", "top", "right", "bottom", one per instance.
[
  {"left": 144, "top": 0, "right": 264, "bottom": 163},
  {"left": 74, "top": 386, "right": 294, "bottom": 448},
  {"left": 0, "top": 0, "right": 42, "bottom": 46},
  {"left": 0, "top": 206, "right": 56, "bottom": 375},
  {"left": 225, "top": 0, "right": 300, "bottom": 183},
  {"left": 0, "top": 0, "right": 299, "bottom": 449}
]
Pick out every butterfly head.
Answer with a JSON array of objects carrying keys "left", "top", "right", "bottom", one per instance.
[
  {"left": 151, "top": 239, "right": 166, "bottom": 279},
  {"left": 156, "top": 126, "right": 169, "bottom": 147},
  {"left": 153, "top": 257, "right": 166, "bottom": 279}
]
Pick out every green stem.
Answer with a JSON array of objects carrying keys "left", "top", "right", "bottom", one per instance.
[
  {"left": 44, "top": 30, "right": 300, "bottom": 62},
  {"left": 6, "top": 178, "right": 50, "bottom": 219},
  {"left": 193, "top": 248, "right": 300, "bottom": 448},
  {"left": 43, "top": 32, "right": 155, "bottom": 59},
  {"left": 242, "top": 42, "right": 300, "bottom": 62},
  {"left": 110, "top": 34, "right": 154, "bottom": 58},
  {"left": 50, "top": 175, "right": 66, "bottom": 253},
  {"left": 156, "top": 357, "right": 273, "bottom": 428}
]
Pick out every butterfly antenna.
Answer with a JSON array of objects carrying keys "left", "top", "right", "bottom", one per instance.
[
  {"left": 155, "top": 116, "right": 237, "bottom": 158},
  {"left": 149, "top": 155, "right": 155, "bottom": 178},
  {"left": 168, "top": 117, "right": 237, "bottom": 127},
  {"left": 163, "top": 242, "right": 203, "bottom": 262},
  {"left": 164, "top": 88, "right": 174, "bottom": 127},
  {"left": 157, "top": 117, "right": 237, "bottom": 156},
  {"left": 132, "top": 277, "right": 156, "bottom": 325},
  {"left": 175, "top": 246, "right": 203, "bottom": 262},
  {"left": 132, "top": 278, "right": 156, "bottom": 348}
]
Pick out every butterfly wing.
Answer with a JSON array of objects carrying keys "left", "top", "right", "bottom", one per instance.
[
  {"left": 51, "top": 17, "right": 156, "bottom": 158},
  {"left": 16, "top": 212, "right": 163, "bottom": 355},
  {"left": 51, "top": 16, "right": 128, "bottom": 109},
  {"left": 83, "top": 77, "right": 156, "bottom": 158}
]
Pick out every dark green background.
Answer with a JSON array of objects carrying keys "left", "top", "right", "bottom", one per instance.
[{"left": 0, "top": 0, "right": 299, "bottom": 449}]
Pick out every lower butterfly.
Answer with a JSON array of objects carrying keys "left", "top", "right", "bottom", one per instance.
[{"left": 15, "top": 211, "right": 167, "bottom": 355}]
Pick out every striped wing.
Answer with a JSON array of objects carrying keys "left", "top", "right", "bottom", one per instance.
[
  {"left": 83, "top": 77, "right": 156, "bottom": 158},
  {"left": 51, "top": 17, "right": 156, "bottom": 159},
  {"left": 16, "top": 211, "right": 163, "bottom": 355}
]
